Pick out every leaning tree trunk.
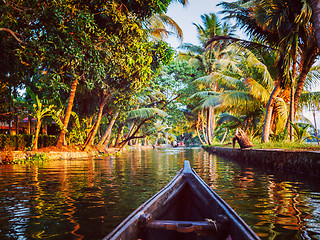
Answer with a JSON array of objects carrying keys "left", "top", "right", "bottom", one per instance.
[
  {"left": 114, "top": 124, "right": 123, "bottom": 147},
  {"left": 220, "top": 128, "right": 228, "bottom": 144},
  {"left": 56, "top": 78, "right": 78, "bottom": 148},
  {"left": 262, "top": 84, "right": 281, "bottom": 143},
  {"left": 83, "top": 96, "right": 108, "bottom": 151},
  {"left": 97, "top": 111, "right": 119, "bottom": 147},
  {"left": 310, "top": 0, "right": 320, "bottom": 49}
]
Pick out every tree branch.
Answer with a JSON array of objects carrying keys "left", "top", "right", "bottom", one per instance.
[{"left": 0, "top": 28, "right": 23, "bottom": 43}]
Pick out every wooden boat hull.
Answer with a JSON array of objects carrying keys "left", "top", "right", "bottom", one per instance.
[{"left": 104, "top": 161, "right": 260, "bottom": 240}]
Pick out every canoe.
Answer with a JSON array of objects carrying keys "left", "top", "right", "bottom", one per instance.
[{"left": 104, "top": 161, "right": 260, "bottom": 240}]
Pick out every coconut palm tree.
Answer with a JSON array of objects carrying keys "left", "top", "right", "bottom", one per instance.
[
  {"left": 309, "top": 0, "right": 320, "bottom": 49},
  {"left": 219, "top": 0, "right": 319, "bottom": 142},
  {"left": 26, "top": 87, "right": 54, "bottom": 150}
]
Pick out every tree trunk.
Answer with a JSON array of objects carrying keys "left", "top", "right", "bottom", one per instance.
[
  {"left": 294, "top": 48, "right": 318, "bottom": 118},
  {"left": 262, "top": 84, "right": 281, "bottom": 143},
  {"left": 196, "top": 111, "right": 205, "bottom": 145},
  {"left": 56, "top": 78, "right": 78, "bottom": 148},
  {"left": 165, "top": 132, "right": 169, "bottom": 144},
  {"left": 201, "top": 110, "right": 209, "bottom": 144},
  {"left": 32, "top": 120, "right": 42, "bottom": 150},
  {"left": 310, "top": 0, "right": 320, "bottom": 50},
  {"left": 232, "top": 129, "right": 253, "bottom": 149},
  {"left": 97, "top": 111, "right": 119, "bottom": 147},
  {"left": 83, "top": 95, "right": 108, "bottom": 150},
  {"left": 206, "top": 107, "right": 213, "bottom": 145},
  {"left": 114, "top": 124, "right": 123, "bottom": 147},
  {"left": 28, "top": 115, "right": 31, "bottom": 134},
  {"left": 289, "top": 85, "right": 295, "bottom": 141},
  {"left": 312, "top": 110, "right": 320, "bottom": 145},
  {"left": 220, "top": 128, "right": 228, "bottom": 144},
  {"left": 196, "top": 124, "right": 205, "bottom": 145}
]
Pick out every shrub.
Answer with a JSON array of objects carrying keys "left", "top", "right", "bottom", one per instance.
[{"left": 0, "top": 134, "right": 57, "bottom": 151}]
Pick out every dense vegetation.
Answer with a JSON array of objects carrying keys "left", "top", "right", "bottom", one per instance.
[{"left": 1, "top": 0, "right": 320, "bottom": 151}]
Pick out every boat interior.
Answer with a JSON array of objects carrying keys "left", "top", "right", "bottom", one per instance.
[{"left": 137, "top": 177, "right": 231, "bottom": 240}]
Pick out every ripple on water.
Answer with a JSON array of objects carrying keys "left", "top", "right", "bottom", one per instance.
[{"left": 0, "top": 148, "right": 319, "bottom": 240}]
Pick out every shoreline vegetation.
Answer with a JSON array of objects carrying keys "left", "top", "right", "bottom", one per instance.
[
  {"left": 1, "top": 141, "right": 320, "bottom": 165},
  {"left": 209, "top": 140, "right": 320, "bottom": 152},
  {"left": 202, "top": 145, "right": 320, "bottom": 177}
]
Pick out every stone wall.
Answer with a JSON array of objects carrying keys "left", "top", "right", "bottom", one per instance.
[{"left": 203, "top": 146, "right": 320, "bottom": 177}]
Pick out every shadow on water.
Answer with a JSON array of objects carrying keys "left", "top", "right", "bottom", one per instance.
[{"left": 0, "top": 147, "right": 319, "bottom": 240}]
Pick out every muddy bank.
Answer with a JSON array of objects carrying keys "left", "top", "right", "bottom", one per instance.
[{"left": 203, "top": 146, "right": 320, "bottom": 177}]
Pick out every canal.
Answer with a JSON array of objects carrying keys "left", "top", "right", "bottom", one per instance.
[{"left": 0, "top": 147, "right": 319, "bottom": 240}]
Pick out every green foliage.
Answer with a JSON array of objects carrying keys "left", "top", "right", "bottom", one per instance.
[
  {"left": 151, "top": 41, "right": 175, "bottom": 72},
  {"left": 11, "top": 153, "right": 49, "bottom": 165},
  {"left": 289, "top": 121, "right": 312, "bottom": 143},
  {"left": 0, "top": 134, "right": 57, "bottom": 151}
]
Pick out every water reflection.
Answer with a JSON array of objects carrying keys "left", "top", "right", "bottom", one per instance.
[{"left": 0, "top": 147, "right": 319, "bottom": 240}]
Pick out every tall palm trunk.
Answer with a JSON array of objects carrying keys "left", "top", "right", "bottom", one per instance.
[
  {"left": 310, "top": 0, "right": 320, "bottom": 49},
  {"left": 206, "top": 107, "right": 213, "bottom": 145},
  {"left": 32, "top": 120, "right": 42, "bottom": 150},
  {"left": 83, "top": 95, "right": 108, "bottom": 150},
  {"left": 97, "top": 111, "right": 119, "bottom": 147},
  {"left": 196, "top": 112, "right": 205, "bottom": 145},
  {"left": 262, "top": 84, "right": 281, "bottom": 143},
  {"left": 56, "top": 78, "right": 78, "bottom": 148},
  {"left": 289, "top": 85, "right": 295, "bottom": 141},
  {"left": 294, "top": 50, "right": 318, "bottom": 117},
  {"left": 201, "top": 109, "right": 209, "bottom": 144},
  {"left": 287, "top": 33, "right": 299, "bottom": 141}
]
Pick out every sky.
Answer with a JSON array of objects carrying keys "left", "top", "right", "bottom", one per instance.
[
  {"left": 165, "top": 0, "right": 320, "bottom": 129},
  {"left": 166, "top": 0, "right": 235, "bottom": 48}
]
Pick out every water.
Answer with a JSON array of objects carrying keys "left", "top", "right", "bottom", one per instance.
[{"left": 0, "top": 147, "right": 319, "bottom": 240}]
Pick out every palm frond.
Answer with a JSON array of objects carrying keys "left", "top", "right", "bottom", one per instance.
[
  {"left": 217, "top": 112, "right": 242, "bottom": 126},
  {"left": 299, "top": 91, "right": 320, "bottom": 110},
  {"left": 178, "top": 43, "right": 204, "bottom": 54},
  {"left": 245, "top": 77, "right": 270, "bottom": 104},
  {"left": 304, "top": 66, "right": 320, "bottom": 91},
  {"left": 127, "top": 108, "right": 167, "bottom": 121},
  {"left": 220, "top": 90, "right": 260, "bottom": 113}
]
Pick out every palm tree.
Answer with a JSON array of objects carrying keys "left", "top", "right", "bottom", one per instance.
[
  {"left": 117, "top": 107, "right": 168, "bottom": 148},
  {"left": 179, "top": 13, "right": 237, "bottom": 145},
  {"left": 26, "top": 87, "right": 54, "bottom": 150},
  {"left": 220, "top": 0, "right": 319, "bottom": 142},
  {"left": 309, "top": 0, "right": 320, "bottom": 49},
  {"left": 193, "top": 47, "right": 291, "bottom": 141}
]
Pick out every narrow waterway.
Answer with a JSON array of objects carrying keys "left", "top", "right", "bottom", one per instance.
[{"left": 0, "top": 147, "right": 319, "bottom": 240}]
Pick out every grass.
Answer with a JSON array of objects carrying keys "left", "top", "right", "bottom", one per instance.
[
  {"left": 209, "top": 140, "right": 320, "bottom": 152},
  {"left": 251, "top": 140, "right": 320, "bottom": 151}
]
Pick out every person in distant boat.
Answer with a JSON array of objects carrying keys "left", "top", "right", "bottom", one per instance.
[{"left": 172, "top": 140, "right": 178, "bottom": 147}]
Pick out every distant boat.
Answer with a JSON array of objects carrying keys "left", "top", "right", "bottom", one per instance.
[{"left": 104, "top": 161, "right": 260, "bottom": 240}]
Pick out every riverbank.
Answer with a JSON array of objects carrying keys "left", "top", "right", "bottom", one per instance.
[
  {"left": 203, "top": 146, "right": 320, "bottom": 177},
  {"left": 0, "top": 145, "right": 161, "bottom": 164},
  {"left": 0, "top": 145, "right": 120, "bottom": 164}
]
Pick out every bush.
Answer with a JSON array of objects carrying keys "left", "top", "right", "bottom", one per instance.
[{"left": 0, "top": 134, "right": 57, "bottom": 151}]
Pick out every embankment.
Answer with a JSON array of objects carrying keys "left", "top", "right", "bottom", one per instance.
[
  {"left": 203, "top": 146, "right": 320, "bottom": 177},
  {"left": 0, "top": 148, "right": 118, "bottom": 164}
]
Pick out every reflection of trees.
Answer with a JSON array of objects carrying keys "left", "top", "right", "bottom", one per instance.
[
  {"left": 266, "top": 181, "right": 311, "bottom": 233},
  {"left": 1, "top": 148, "right": 319, "bottom": 239}
]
